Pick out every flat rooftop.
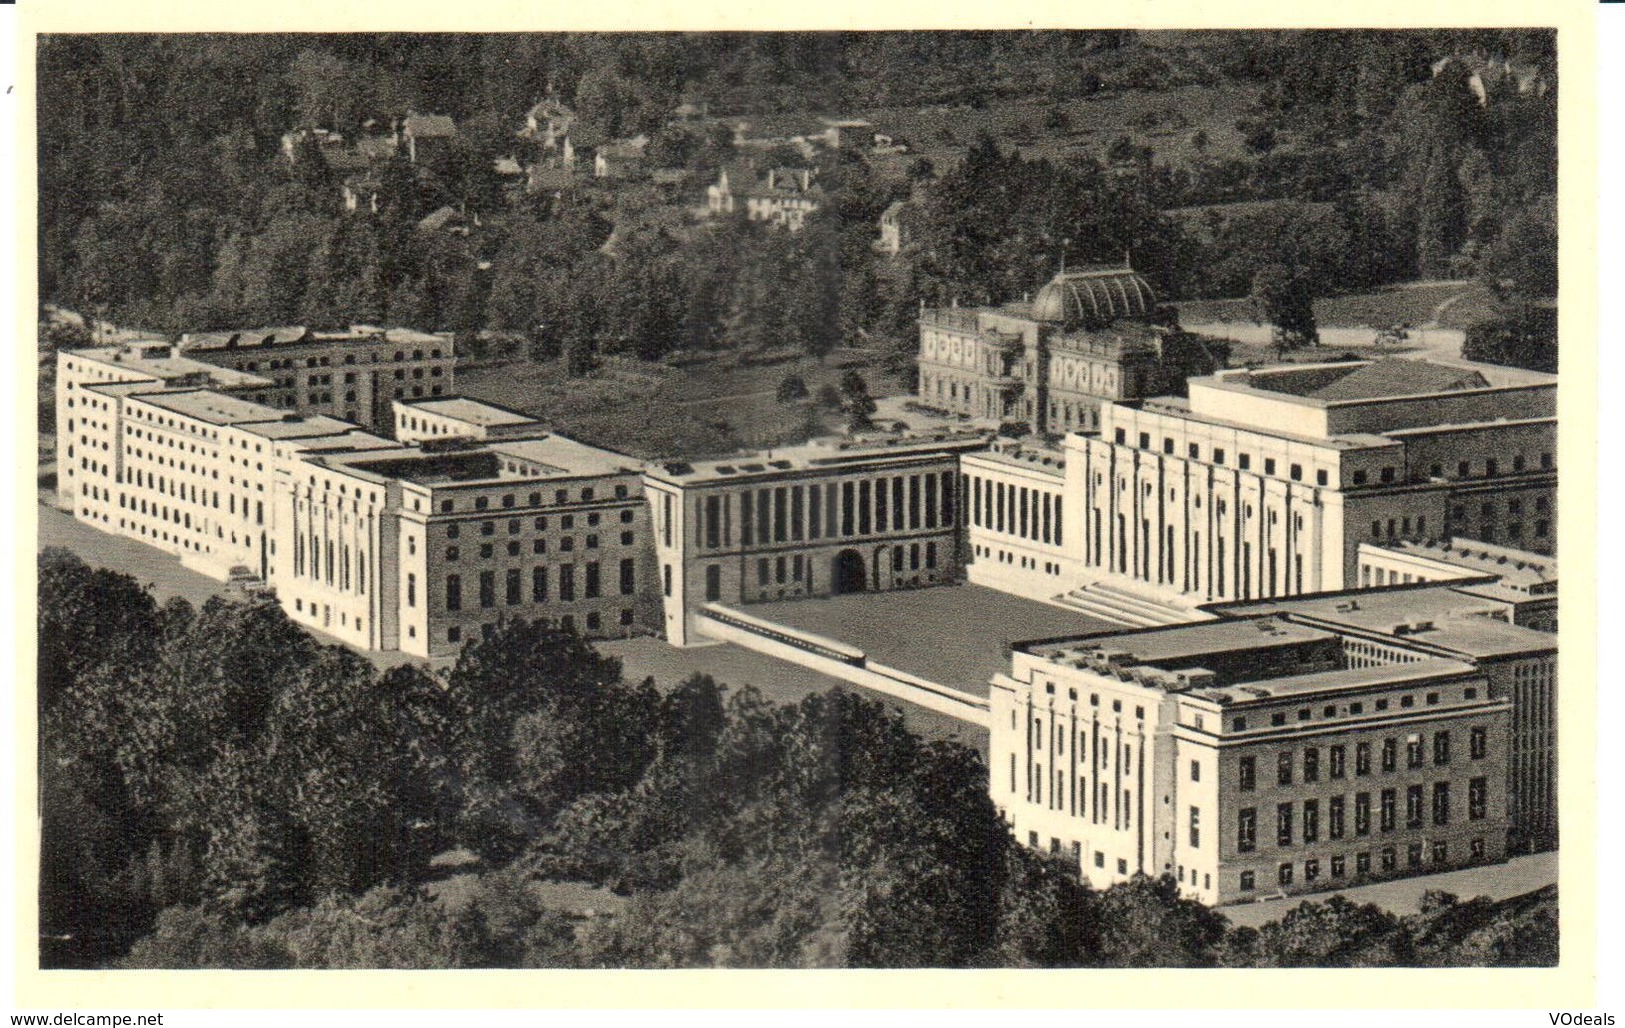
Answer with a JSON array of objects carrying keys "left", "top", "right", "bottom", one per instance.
[
  {"left": 1131, "top": 396, "right": 1395, "bottom": 450},
  {"left": 126, "top": 388, "right": 287, "bottom": 427},
  {"left": 646, "top": 431, "right": 992, "bottom": 486},
  {"left": 327, "top": 432, "right": 639, "bottom": 487},
  {"left": 1186, "top": 656, "right": 1480, "bottom": 707},
  {"left": 1023, "top": 616, "right": 1332, "bottom": 666},
  {"left": 179, "top": 325, "right": 448, "bottom": 351},
  {"left": 964, "top": 441, "right": 1067, "bottom": 476},
  {"left": 1380, "top": 538, "right": 1556, "bottom": 590},
  {"left": 1212, "top": 586, "right": 1557, "bottom": 659},
  {"left": 69, "top": 346, "right": 270, "bottom": 389},
  {"left": 401, "top": 396, "right": 541, "bottom": 428},
  {"left": 742, "top": 585, "right": 1123, "bottom": 698}
]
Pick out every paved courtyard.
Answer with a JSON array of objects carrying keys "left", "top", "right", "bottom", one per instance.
[
  {"left": 744, "top": 584, "right": 1122, "bottom": 698},
  {"left": 599, "top": 636, "right": 985, "bottom": 752},
  {"left": 1219, "top": 852, "right": 1559, "bottom": 927}
]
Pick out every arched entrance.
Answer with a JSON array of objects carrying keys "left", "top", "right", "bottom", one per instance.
[{"left": 831, "top": 549, "right": 866, "bottom": 595}]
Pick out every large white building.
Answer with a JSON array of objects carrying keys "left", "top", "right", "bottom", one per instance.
[
  {"left": 642, "top": 432, "right": 990, "bottom": 646},
  {"left": 1062, "top": 359, "right": 1556, "bottom": 606},
  {"left": 57, "top": 341, "right": 658, "bottom": 656},
  {"left": 992, "top": 582, "right": 1555, "bottom": 906}
]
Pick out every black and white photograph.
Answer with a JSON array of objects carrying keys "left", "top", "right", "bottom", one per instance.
[{"left": 26, "top": 24, "right": 1571, "bottom": 980}]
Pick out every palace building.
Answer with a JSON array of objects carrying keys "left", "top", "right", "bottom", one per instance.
[
  {"left": 1063, "top": 359, "right": 1556, "bottom": 606},
  {"left": 992, "top": 580, "right": 1555, "bottom": 906},
  {"left": 915, "top": 265, "right": 1224, "bottom": 434},
  {"left": 642, "top": 432, "right": 990, "bottom": 646}
]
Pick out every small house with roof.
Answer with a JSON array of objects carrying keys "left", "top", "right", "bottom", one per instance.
[{"left": 402, "top": 112, "right": 457, "bottom": 164}]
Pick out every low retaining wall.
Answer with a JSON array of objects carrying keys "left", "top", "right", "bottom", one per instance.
[{"left": 699, "top": 603, "right": 990, "bottom": 728}]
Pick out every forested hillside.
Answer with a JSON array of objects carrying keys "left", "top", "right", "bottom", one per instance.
[{"left": 36, "top": 30, "right": 1558, "bottom": 381}]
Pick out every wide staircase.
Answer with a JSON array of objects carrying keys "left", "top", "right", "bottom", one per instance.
[{"left": 1054, "top": 580, "right": 1204, "bottom": 628}]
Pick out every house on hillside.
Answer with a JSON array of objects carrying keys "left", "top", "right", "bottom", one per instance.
[
  {"left": 594, "top": 135, "right": 650, "bottom": 180},
  {"left": 877, "top": 199, "right": 910, "bottom": 255},
  {"left": 818, "top": 117, "right": 873, "bottom": 149},
  {"left": 342, "top": 171, "right": 384, "bottom": 215},
  {"left": 708, "top": 164, "right": 823, "bottom": 230},
  {"left": 402, "top": 112, "right": 457, "bottom": 164},
  {"left": 523, "top": 97, "right": 576, "bottom": 147}
]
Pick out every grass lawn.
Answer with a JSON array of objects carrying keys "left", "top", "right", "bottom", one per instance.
[
  {"left": 1176, "top": 281, "right": 1494, "bottom": 330},
  {"left": 865, "top": 82, "right": 1261, "bottom": 175},
  {"left": 457, "top": 347, "right": 909, "bottom": 461}
]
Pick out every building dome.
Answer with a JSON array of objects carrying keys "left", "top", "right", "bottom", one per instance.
[{"left": 1030, "top": 266, "right": 1157, "bottom": 325}]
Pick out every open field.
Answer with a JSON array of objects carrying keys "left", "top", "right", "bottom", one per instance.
[
  {"left": 865, "top": 81, "right": 1261, "bottom": 176},
  {"left": 457, "top": 347, "right": 909, "bottom": 461},
  {"left": 1175, "top": 281, "right": 1495, "bottom": 330}
]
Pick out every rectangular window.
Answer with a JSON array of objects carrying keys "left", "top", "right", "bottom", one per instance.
[
  {"left": 1277, "top": 751, "right": 1293, "bottom": 787},
  {"left": 776, "top": 487, "right": 790, "bottom": 541},
  {"left": 1190, "top": 760, "right": 1200, "bottom": 782},
  {"left": 841, "top": 481, "right": 855, "bottom": 536},
  {"left": 1239, "top": 756, "right": 1256, "bottom": 792},
  {"left": 791, "top": 486, "right": 805, "bottom": 540},
  {"left": 1469, "top": 777, "right": 1488, "bottom": 821},
  {"left": 705, "top": 564, "right": 721, "bottom": 602},
  {"left": 1434, "top": 730, "right": 1451, "bottom": 766},
  {"left": 1470, "top": 727, "right": 1488, "bottom": 760},
  {"left": 808, "top": 485, "right": 821, "bottom": 539},
  {"left": 505, "top": 568, "right": 521, "bottom": 605},
  {"left": 1406, "top": 784, "right": 1424, "bottom": 829},
  {"left": 446, "top": 574, "right": 461, "bottom": 612},
  {"left": 1303, "top": 799, "right": 1319, "bottom": 843},
  {"left": 1355, "top": 792, "right": 1371, "bottom": 836},
  {"left": 1355, "top": 742, "right": 1371, "bottom": 777},
  {"left": 620, "top": 557, "right": 636, "bottom": 595},
  {"left": 1188, "top": 806, "right": 1200, "bottom": 848},
  {"left": 1303, "top": 748, "right": 1319, "bottom": 783},
  {"left": 585, "top": 561, "right": 601, "bottom": 599},
  {"left": 559, "top": 564, "right": 575, "bottom": 602},
  {"left": 479, "top": 570, "right": 495, "bottom": 608},
  {"left": 703, "top": 496, "right": 721, "bottom": 549},
  {"left": 1407, "top": 735, "right": 1424, "bottom": 769},
  {"left": 1328, "top": 796, "right": 1345, "bottom": 839},
  {"left": 1277, "top": 803, "right": 1293, "bottom": 847},
  {"left": 1279, "top": 862, "right": 1293, "bottom": 886},
  {"left": 1382, "top": 738, "right": 1398, "bottom": 773},
  {"left": 532, "top": 566, "right": 548, "bottom": 602},
  {"left": 1240, "top": 870, "right": 1255, "bottom": 891},
  {"left": 1432, "top": 781, "right": 1450, "bottom": 826},
  {"left": 1380, "top": 789, "right": 1397, "bottom": 832},
  {"left": 407, "top": 573, "right": 417, "bottom": 607},
  {"left": 1238, "top": 807, "right": 1256, "bottom": 852},
  {"left": 1329, "top": 745, "right": 1346, "bottom": 779}
]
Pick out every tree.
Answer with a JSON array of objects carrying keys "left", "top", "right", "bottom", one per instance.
[
  {"left": 775, "top": 373, "right": 810, "bottom": 403},
  {"left": 1248, "top": 263, "right": 1320, "bottom": 354}
]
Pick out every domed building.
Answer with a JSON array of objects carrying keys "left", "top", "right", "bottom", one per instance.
[{"left": 915, "top": 264, "right": 1225, "bottom": 435}]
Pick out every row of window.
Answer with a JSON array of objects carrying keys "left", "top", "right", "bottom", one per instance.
[
  {"left": 235, "top": 347, "right": 446, "bottom": 371},
  {"left": 443, "top": 608, "right": 633, "bottom": 644},
  {"left": 437, "top": 486, "right": 630, "bottom": 514},
  {"left": 444, "top": 532, "right": 636, "bottom": 560},
  {"left": 1237, "top": 730, "right": 1490, "bottom": 790},
  {"left": 1116, "top": 428, "right": 1333, "bottom": 486},
  {"left": 441, "top": 560, "right": 638, "bottom": 610},
  {"left": 1239, "top": 837, "right": 1489, "bottom": 892},
  {"left": 1233, "top": 779, "right": 1490, "bottom": 851},
  {"left": 968, "top": 475, "right": 1063, "bottom": 546},
  {"left": 693, "top": 472, "right": 958, "bottom": 550}
]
